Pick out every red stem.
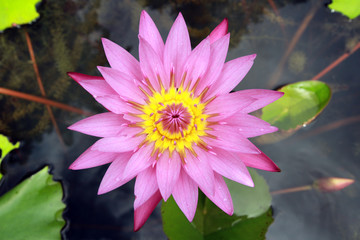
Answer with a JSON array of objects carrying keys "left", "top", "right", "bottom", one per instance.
[
  {"left": 312, "top": 42, "right": 360, "bottom": 80},
  {"left": 267, "top": 0, "right": 287, "bottom": 40},
  {"left": 267, "top": 2, "right": 320, "bottom": 88},
  {"left": 271, "top": 185, "right": 313, "bottom": 195},
  {"left": 24, "top": 29, "right": 65, "bottom": 145},
  {"left": 0, "top": 87, "right": 92, "bottom": 116}
]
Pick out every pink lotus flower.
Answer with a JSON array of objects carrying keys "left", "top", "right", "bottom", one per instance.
[{"left": 68, "top": 11, "right": 283, "bottom": 231}]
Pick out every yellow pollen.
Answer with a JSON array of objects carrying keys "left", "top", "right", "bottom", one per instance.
[{"left": 135, "top": 86, "right": 210, "bottom": 156}]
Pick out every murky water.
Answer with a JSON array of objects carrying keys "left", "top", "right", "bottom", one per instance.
[{"left": 1, "top": 0, "right": 359, "bottom": 239}]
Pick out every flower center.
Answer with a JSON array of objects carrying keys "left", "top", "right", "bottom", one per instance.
[
  {"left": 136, "top": 86, "right": 210, "bottom": 158},
  {"left": 156, "top": 102, "right": 193, "bottom": 139}
]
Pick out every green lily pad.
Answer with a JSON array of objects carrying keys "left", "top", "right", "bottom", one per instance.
[
  {"left": 162, "top": 170, "right": 273, "bottom": 240},
  {"left": 0, "top": 0, "right": 42, "bottom": 32},
  {"left": 0, "top": 167, "right": 65, "bottom": 240},
  {"left": 328, "top": 0, "right": 360, "bottom": 20},
  {"left": 0, "top": 134, "right": 20, "bottom": 180},
  {"left": 261, "top": 80, "right": 331, "bottom": 131},
  {"left": 226, "top": 169, "right": 271, "bottom": 218}
]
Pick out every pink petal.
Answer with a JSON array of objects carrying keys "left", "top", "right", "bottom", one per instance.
[
  {"left": 224, "top": 112, "right": 272, "bottom": 127},
  {"left": 68, "top": 72, "right": 117, "bottom": 97},
  {"left": 163, "top": 13, "right": 191, "bottom": 87},
  {"left": 182, "top": 38, "right": 210, "bottom": 90},
  {"left": 69, "top": 147, "right": 118, "bottom": 170},
  {"left": 205, "top": 91, "right": 256, "bottom": 121},
  {"left": 208, "top": 18, "right": 228, "bottom": 44},
  {"left": 123, "top": 113, "right": 143, "bottom": 123},
  {"left": 203, "top": 147, "right": 254, "bottom": 187},
  {"left": 156, "top": 151, "right": 181, "bottom": 201},
  {"left": 121, "top": 144, "right": 155, "bottom": 181},
  {"left": 101, "top": 38, "right": 143, "bottom": 80},
  {"left": 196, "top": 34, "right": 230, "bottom": 96},
  {"left": 172, "top": 169, "right": 198, "bottom": 221},
  {"left": 134, "top": 166, "right": 159, "bottom": 209},
  {"left": 97, "top": 66, "right": 146, "bottom": 104},
  {"left": 205, "top": 125, "right": 260, "bottom": 154},
  {"left": 139, "top": 36, "right": 168, "bottom": 90},
  {"left": 119, "top": 125, "right": 144, "bottom": 137},
  {"left": 91, "top": 135, "right": 145, "bottom": 152},
  {"left": 239, "top": 125, "right": 278, "bottom": 138},
  {"left": 134, "top": 190, "right": 162, "bottom": 231},
  {"left": 183, "top": 150, "right": 215, "bottom": 196},
  {"left": 237, "top": 151, "right": 281, "bottom": 172},
  {"left": 223, "top": 113, "right": 278, "bottom": 138},
  {"left": 237, "top": 89, "right": 284, "bottom": 113},
  {"left": 68, "top": 112, "right": 127, "bottom": 137},
  {"left": 208, "top": 54, "right": 256, "bottom": 97},
  {"left": 139, "top": 10, "right": 164, "bottom": 59},
  {"left": 97, "top": 152, "right": 133, "bottom": 194},
  {"left": 202, "top": 173, "right": 234, "bottom": 215},
  {"left": 95, "top": 95, "right": 140, "bottom": 115}
]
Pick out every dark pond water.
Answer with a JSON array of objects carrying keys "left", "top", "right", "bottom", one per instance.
[{"left": 1, "top": 0, "right": 359, "bottom": 239}]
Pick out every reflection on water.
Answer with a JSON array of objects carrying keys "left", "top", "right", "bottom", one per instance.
[{"left": 0, "top": 0, "right": 359, "bottom": 239}]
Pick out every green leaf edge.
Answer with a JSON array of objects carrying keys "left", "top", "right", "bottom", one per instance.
[
  {"left": 261, "top": 80, "right": 332, "bottom": 131},
  {"left": 0, "top": 166, "right": 66, "bottom": 240},
  {"left": 0, "top": 0, "right": 43, "bottom": 32},
  {"left": 0, "top": 134, "right": 20, "bottom": 180},
  {"left": 328, "top": 0, "right": 360, "bottom": 20}
]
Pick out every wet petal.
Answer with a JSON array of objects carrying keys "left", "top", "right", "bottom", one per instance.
[
  {"left": 237, "top": 151, "right": 281, "bottom": 172},
  {"left": 202, "top": 173, "right": 234, "bottom": 215},
  {"left": 202, "top": 147, "right": 254, "bottom": 187},
  {"left": 172, "top": 169, "right": 198, "bottom": 221},
  {"left": 98, "top": 66, "right": 146, "bottom": 104},
  {"left": 205, "top": 91, "right": 256, "bottom": 121},
  {"left": 121, "top": 144, "right": 155, "bottom": 180},
  {"left": 68, "top": 72, "right": 117, "bottom": 97},
  {"left": 91, "top": 135, "right": 145, "bottom": 152},
  {"left": 134, "top": 166, "right": 159, "bottom": 209},
  {"left": 139, "top": 10, "right": 164, "bottom": 58},
  {"left": 223, "top": 113, "right": 278, "bottom": 138},
  {"left": 95, "top": 95, "right": 141, "bottom": 115},
  {"left": 196, "top": 34, "right": 229, "bottom": 96},
  {"left": 208, "top": 54, "right": 256, "bottom": 97},
  {"left": 134, "top": 190, "right": 162, "bottom": 231},
  {"left": 205, "top": 125, "right": 260, "bottom": 154},
  {"left": 97, "top": 152, "right": 133, "bottom": 194},
  {"left": 156, "top": 151, "right": 181, "bottom": 201},
  {"left": 69, "top": 146, "right": 118, "bottom": 170},
  {"left": 164, "top": 13, "right": 191, "bottom": 86},
  {"left": 237, "top": 89, "right": 284, "bottom": 113},
  {"left": 101, "top": 38, "right": 142, "bottom": 80},
  {"left": 182, "top": 38, "right": 210, "bottom": 89},
  {"left": 183, "top": 150, "right": 215, "bottom": 195},
  {"left": 139, "top": 36, "right": 168, "bottom": 90},
  {"left": 68, "top": 112, "right": 127, "bottom": 137},
  {"left": 208, "top": 18, "right": 228, "bottom": 44},
  {"left": 119, "top": 125, "right": 144, "bottom": 137}
]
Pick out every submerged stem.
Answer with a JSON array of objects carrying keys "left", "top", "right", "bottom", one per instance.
[
  {"left": 267, "top": 2, "right": 320, "bottom": 88},
  {"left": 312, "top": 42, "right": 360, "bottom": 80},
  {"left": 271, "top": 185, "right": 313, "bottom": 195},
  {"left": 0, "top": 87, "right": 92, "bottom": 116},
  {"left": 24, "top": 29, "right": 64, "bottom": 146}
]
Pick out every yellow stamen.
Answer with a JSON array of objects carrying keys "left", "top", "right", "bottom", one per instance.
[{"left": 136, "top": 85, "right": 210, "bottom": 157}]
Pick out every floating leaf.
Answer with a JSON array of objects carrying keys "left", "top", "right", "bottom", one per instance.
[
  {"left": 0, "top": 167, "right": 65, "bottom": 240},
  {"left": 328, "top": 0, "right": 360, "bottom": 20},
  {"left": 226, "top": 169, "right": 271, "bottom": 218},
  {"left": 0, "top": 134, "right": 20, "bottom": 180},
  {"left": 261, "top": 80, "right": 331, "bottom": 131},
  {"left": 162, "top": 169, "right": 273, "bottom": 240},
  {"left": 0, "top": 0, "right": 42, "bottom": 32}
]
